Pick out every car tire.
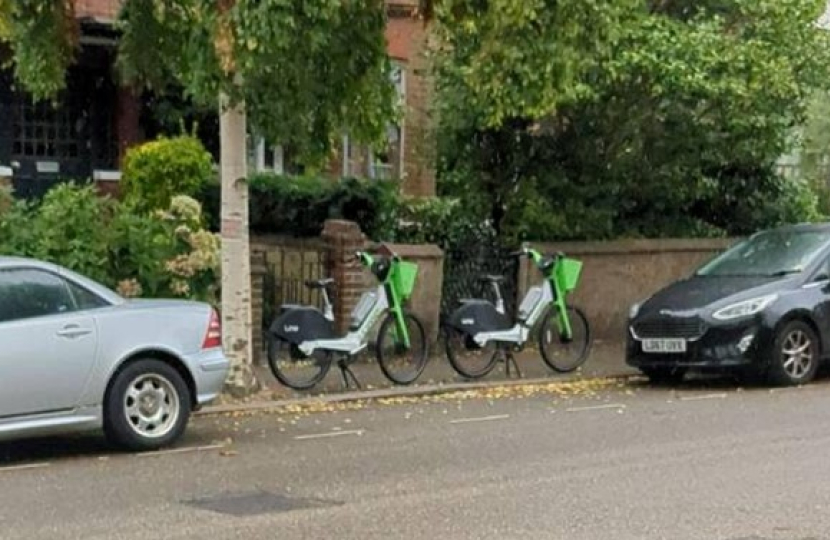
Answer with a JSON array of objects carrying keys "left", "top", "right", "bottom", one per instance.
[
  {"left": 104, "top": 359, "right": 192, "bottom": 451},
  {"left": 640, "top": 367, "right": 687, "bottom": 386},
  {"left": 767, "top": 320, "right": 820, "bottom": 387}
]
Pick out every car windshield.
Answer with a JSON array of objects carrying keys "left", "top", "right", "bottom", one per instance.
[{"left": 696, "top": 229, "right": 830, "bottom": 278}]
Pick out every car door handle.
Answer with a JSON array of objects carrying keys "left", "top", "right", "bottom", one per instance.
[{"left": 57, "top": 326, "right": 93, "bottom": 338}]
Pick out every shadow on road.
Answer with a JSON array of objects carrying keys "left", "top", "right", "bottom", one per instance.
[{"left": 0, "top": 421, "right": 229, "bottom": 466}]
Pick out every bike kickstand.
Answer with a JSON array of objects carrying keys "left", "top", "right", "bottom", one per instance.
[
  {"left": 337, "top": 358, "right": 362, "bottom": 390},
  {"left": 504, "top": 351, "right": 523, "bottom": 379}
]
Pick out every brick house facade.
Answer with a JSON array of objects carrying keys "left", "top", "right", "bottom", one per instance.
[
  {"left": 0, "top": 0, "right": 435, "bottom": 198},
  {"left": 323, "top": 1, "right": 436, "bottom": 197}
]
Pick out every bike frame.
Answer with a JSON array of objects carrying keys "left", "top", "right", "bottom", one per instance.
[
  {"left": 297, "top": 252, "right": 411, "bottom": 356},
  {"left": 471, "top": 247, "right": 574, "bottom": 348}
]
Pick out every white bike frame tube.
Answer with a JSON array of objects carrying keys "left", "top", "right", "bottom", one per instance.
[
  {"left": 472, "top": 278, "right": 553, "bottom": 347},
  {"left": 298, "top": 285, "right": 389, "bottom": 356}
]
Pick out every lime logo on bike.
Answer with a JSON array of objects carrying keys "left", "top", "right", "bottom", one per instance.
[
  {"left": 283, "top": 325, "right": 299, "bottom": 333},
  {"left": 461, "top": 318, "right": 475, "bottom": 325}
]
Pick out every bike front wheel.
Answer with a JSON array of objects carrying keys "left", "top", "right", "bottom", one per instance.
[
  {"left": 376, "top": 311, "right": 429, "bottom": 385},
  {"left": 267, "top": 335, "right": 333, "bottom": 390},
  {"left": 539, "top": 305, "right": 591, "bottom": 373}
]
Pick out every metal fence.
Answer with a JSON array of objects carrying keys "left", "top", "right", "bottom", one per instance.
[
  {"left": 441, "top": 238, "right": 519, "bottom": 319},
  {"left": 255, "top": 237, "right": 329, "bottom": 333}
]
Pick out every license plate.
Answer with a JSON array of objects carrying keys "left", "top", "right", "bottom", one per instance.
[{"left": 642, "top": 339, "right": 687, "bottom": 353}]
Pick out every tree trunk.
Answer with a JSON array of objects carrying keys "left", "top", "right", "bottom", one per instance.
[{"left": 219, "top": 93, "right": 259, "bottom": 396}]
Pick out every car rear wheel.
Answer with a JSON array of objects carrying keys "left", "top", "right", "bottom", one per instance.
[
  {"left": 104, "top": 359, "right": 192, "bottom": 451},
  {"left": 767, "top": 321, "right": 819, "bottom": 387},
  {"left": 640, "top": 367, "right": 687, "bottom": 386}
]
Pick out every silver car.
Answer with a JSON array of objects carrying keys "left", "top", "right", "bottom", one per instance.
[{"left": 0, "top": 257, "right": 230, "bottom": 450}]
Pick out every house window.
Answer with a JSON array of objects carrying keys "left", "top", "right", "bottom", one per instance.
[
  {"left": 12, "top": 98, "right": 80, "bottom": 160},
  {"left": 248, "top": 135, "right": 306, "bottom": 176}
]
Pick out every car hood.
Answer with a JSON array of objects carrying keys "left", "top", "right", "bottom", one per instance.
[{"left": 639, "top": 275, "right": 794, "bottom": 315}]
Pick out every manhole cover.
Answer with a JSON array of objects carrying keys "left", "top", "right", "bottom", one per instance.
[{"left": 186, "top": 491, "right": 339, "bottom": 517}]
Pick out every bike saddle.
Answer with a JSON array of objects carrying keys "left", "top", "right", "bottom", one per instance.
[
  {"left": 479, "top": 274, "right": 506, "bottom": 284},
  {"left": 304, "top": 278, "right": 335, "bottom": 290}
]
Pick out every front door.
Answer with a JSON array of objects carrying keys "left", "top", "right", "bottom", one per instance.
[{"left": 0, "top": 268, "right": 98, "bottom": 418}]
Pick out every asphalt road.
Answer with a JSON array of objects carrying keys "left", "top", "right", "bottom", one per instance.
[{"left": 3, "top": 378, "right": 830, "bottom": 540}]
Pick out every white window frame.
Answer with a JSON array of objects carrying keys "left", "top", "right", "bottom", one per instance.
[{"left": 251, "top": 136, "right": 285, "bottom": 174}]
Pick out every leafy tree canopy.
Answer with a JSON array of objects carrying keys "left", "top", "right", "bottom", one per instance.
[
  {"left": 4, "top": 0, "right": 398, "bottom": 164},
  {"left": 434, "top": 0, "right": 830, "bottom": 240}
]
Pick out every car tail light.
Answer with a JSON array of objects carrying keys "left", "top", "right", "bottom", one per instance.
[{"left": 202, "top": 309, "right": 222, "bottom": 350}]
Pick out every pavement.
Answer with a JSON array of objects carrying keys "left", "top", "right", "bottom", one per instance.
[
  {"left": 208, "top": 340, "right": 635, "bottom": 413},
  {"left": 5, "top": 375, "right": 830, "bottom": 538}
]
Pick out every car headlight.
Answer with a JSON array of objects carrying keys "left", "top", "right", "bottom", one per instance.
[
  {"left": 712, "top": 294, "right": 778, "bottom": 321},
  {"left": 629, "top": 302, "right": 641, "bottom": 319}
]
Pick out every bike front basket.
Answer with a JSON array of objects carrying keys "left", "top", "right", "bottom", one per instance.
[
  {"left": 391, "top": 261, "right": 419, "bottom": 301},
  {"left": 556, "top": 258, "right": 582, "bottom": 292}
]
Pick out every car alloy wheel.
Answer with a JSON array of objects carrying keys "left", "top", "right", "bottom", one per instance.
[
  {"left": 104, "top": 359, "right": 192, "bottom": 451},
  {"left": 124, "top": 373, "right": 181, "bottom": 439},
  {"left": 768, "top": 321, "right": 820, "bottom": 387},
  {"left": 781, "top": 329, "right": 814, "bottom": 380}
]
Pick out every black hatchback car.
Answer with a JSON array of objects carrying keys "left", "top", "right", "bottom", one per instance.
[{"left": 627, "top": 223, "right": 830, "bottom": 386}]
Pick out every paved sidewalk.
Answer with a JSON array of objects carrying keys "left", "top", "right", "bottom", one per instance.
[{"left": 202, "top": 340, "right": 638, "bottom": 414}]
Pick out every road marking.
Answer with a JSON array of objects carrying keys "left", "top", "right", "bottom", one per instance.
[
  {"left": 294, "top": 430, "right": 364, "bottom": 441},
  {"left": 679, "top": 393, "right": 728, "bottom": 401},
  {"left": 0, "top": 462, "right": 51, "bottom": 473},
  {"left": 135, "top": 443, "right": 227, "bottom": 458},
  {"left": 566, "top": 403, "right": 626, "bottom": 413},
  {"left": 449, "top": 414, "right": 510, "bottom": 425}
]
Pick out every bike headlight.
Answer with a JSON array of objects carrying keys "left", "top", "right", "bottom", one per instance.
[{"left": 712, "top": 294, "right": 778, "bottom": 321}]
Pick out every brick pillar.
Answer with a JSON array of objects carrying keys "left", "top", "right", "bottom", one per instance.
[
  {"left": 250, "top": 249, "right": 267, "bottom": 364},
  {"left": 321, "top": 219, "right": 368, "bottom": 333}
]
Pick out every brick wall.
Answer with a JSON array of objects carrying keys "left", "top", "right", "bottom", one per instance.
[
  {"left": 74, "top": 0, "right": 122, "bottom": 20},
  {"left": 517, "top": 239, "right": 735, "bottom": 341}
]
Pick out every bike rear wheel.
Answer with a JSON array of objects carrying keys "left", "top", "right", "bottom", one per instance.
[
  {"left": 444, "top": 325, "right": 500, "bottom": 379},
  {"left": 267, "top": 335, "right": 332, "bottom": 390},
  {"left": 376, "top": 311, "right": 429, "bottom": 385},
  {"left": 539, "top": 305, "right": 591, "bottom": 373}
]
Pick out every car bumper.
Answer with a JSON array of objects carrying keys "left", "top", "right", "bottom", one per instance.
[
  {"left": 626, "top": 319, "right": 774, "bottom": 371},
  {"left": 183, "top": 348, "right": 230, "bottom": 407}
]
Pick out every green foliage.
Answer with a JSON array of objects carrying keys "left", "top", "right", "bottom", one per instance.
[
  {"left": 121, "top": 135, "right": 214, "bottom": 211},
  {"left": 432, "top": 0, "right": 639, "bottom": 128},
  {"left": 26, "top": 183, "right": 113, "bottom": 284},
  {"left": 391, "top": 197, "right": 494, "bottom": 248},
  {"left": 114, "top": 0, "right": 397, "bottom": 165},
  {"left": 436, "top": 0, "right": 830, "bottom": 241},
  {"left": 199, "top": 174, "right": 398, "bottom": 239},
  {"left": 0, "top": 184, "right": 220, "bottom": 302},
  {"left": 798, "top": 91, "right": 830, "bottom": 213},
  {"left": 5, "top": 0, "right": 77, "bottom": 100}
]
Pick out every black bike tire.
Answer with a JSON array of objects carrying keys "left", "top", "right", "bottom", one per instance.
[
  {"left": 376, "top": 311, "right": 429, "bottom": 385},
  {"left": 266, "top": 335, "right": 332, "bottom": 390},
  {"left": 539, "top": 305, "right": 592, "bottom": 373},
  {"left": 444, "top": 325, "right": 500, "bottom": 379}
]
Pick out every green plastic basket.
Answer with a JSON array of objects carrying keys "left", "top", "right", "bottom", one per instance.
[
  {"left": 556, "top": 257, "right": 583, "bottom": 292},
  {"left": 391, "top": 261, "right": 419, "bottom": 301}
]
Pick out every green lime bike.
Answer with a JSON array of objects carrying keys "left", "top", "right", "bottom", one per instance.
[
  {"left": 443, "top": 245, "right": 592, "bottom": 379},
  {"left": 266, "top": 249, "right": 428, "bottom": 390}
]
